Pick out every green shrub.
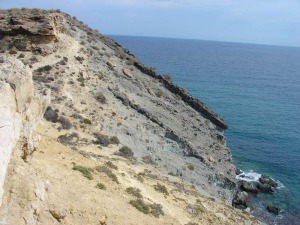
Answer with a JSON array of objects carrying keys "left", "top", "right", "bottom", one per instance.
[
  {"left": 110, "top": 136, "right": 120, "bottom": 145},
  {"left": 154, "top": 183, "right": 169, "bottom": 196},
  {"left": 129, "top": 199, "right": 164, "bottom": 218},
  {"left": 75, "top": 56, "right": 84, "bottom": 61},
  {"left": 93, "top": 133, "right": 120, "bottom": 146},
  {"left": 126, "top": 187, "right": 142, "bottom": 199},
  {"left": 129, "top": 199, "right": 150, "bottom": 214},
  {"left": 30, "top": 56, "right": 37, "bottom": 61},
  {"left": 77, "top": 77, "right": 85, "bottom": 83},
  {"left": 82, "top": 118, "right": 92, "bottom": 125},
  {"left": 117, "top": 146, "right": 134, "bottom": 159},
  {"left": 139, "top": 171, "right": 158, "bottom": 179},
  {"left": 96, "top": 182, "right": 106, "bottom": 190},
  {"left": 96, "top": 165, "right": 119, "bottom": 183},
  {"left": 9, "top": 49, "right": 17, "bottom": 55},
  {"left": 36, "top": 65, "right": 52, "bottom": 72},
  {"left": 106, "top": 161, "right": 118, "bottom": 170},
  {"left": 91, "top": 45, "right": 99, "bottom": 51},
  {"left": 187, "top": 164, "right": 194, "bottom": 171},
  {"left": 149, "top": 203, "right": 164, "bottom": 218},
  {"left": 58, "top": 132, "right": 79, "bottom": 145},
  {"left": 168, "top": 172, "right": 176, "bottom": 176},
  {"left": 93, "top": 133, "right": 110, "bottom": 146},
  {"left": 59, "top": 60, "right": 67, "bottom": 65},
  {"left": 136, "top": 175, "right": 144, "bottom": 183},
  {"left": 186, "top": 203, "right": 205, "bottom": 217},
  {"left": 18, "top": 53, "right": 25, "bottom": 58},
  {"left": 95, "top": 92, "right": 107, "bottom": 104},
  {"left": 73, "top": 165, "right": 93, "bottom": 180},
  {"left": 142, "top": 155, "right": 156, "bottom": 165},
  {"left": 163, "top": 74, "right": 172, "bottom": 82}
]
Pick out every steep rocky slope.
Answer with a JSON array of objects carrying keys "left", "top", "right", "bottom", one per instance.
[{"left": 0, "top": 9, "right": 259, "bottom": 225}]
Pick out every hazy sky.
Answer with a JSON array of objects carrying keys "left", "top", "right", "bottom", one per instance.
[{"left": 1, "top": 0, "right": 300, "bottom": 47}]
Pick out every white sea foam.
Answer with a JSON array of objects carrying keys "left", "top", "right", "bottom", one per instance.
[
  {"left": 276, "top": 181, "right": 285, "bottom": 189},
  {"left": 236, "top": 170, "right": 261, "bottom": 182},
  {"left": 236, "top": 170, "right": 285, "bottom": 190}
]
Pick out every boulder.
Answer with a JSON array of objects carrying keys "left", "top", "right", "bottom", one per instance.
[
  {"left": 258, "top": 183, "right": 275, "bottom": 193},
  {"left": 235, "top": 168, "right": 242, "bottom": 175},
  {"left": 267, "top": 205, "right": 281, "bottom": 215},
  {"left": 233, "top": 191, "right": 249, "bottom": 208},
  {"left": 44, "top": 106, "right": 58, "bottom": 122},
  {"left": 241, "top": 181, "right": 258, "bottom": 193},
  {"left": 259, "top": 175, "right": 277, "bottom": 188}
]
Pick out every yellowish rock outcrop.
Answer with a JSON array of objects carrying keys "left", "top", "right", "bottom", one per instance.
[{"left": 0, "top": 57, "right": 49, "bottom": 205}]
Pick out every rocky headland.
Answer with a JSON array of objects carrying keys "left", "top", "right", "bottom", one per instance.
[{"left": 0, "top": 8, "right": 260, "bottom": 225}]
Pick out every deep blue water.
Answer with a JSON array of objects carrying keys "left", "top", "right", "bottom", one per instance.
[{"left": 110, "top": 35, "right": 300, "bottom": 224}]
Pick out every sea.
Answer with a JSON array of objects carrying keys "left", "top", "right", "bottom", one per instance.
[{"left": 110, "top": 35, "right": 300, "bottom": 224}]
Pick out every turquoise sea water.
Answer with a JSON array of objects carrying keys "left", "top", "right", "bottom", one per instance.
[{"left": 110, "top": 35, "right": 300, "bottom": 224}]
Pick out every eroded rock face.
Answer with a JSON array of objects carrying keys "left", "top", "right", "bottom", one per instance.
[
  {"left": 0, "top": 9, "right": 66, "bottom": 55},
  {"left": 0, "top": 10, "right": 63, "bottom": 36},
  {"left": 0, "top": 80, "right": 22, "bottom": 205},
  {"left": 0, "top": 56, "right": 49, "bottom": 205}
]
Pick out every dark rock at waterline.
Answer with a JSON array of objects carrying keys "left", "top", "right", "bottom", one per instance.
[
  {"left": 258, "top": 183, "right": 275, "bottom": 193},
  {"left": 259, "top": 175, "right": 277, "bottom": 188},
  {"left": 235, "top": 168, "right": 242, "bottom": 175},
  {"left": 232, "top": 191, "right": 249, "bottom": 209},
  {"left": 241, "top": 181, "right": 258, "bottom": 193},
  {"left": 267, "top": 205, "right": 281, "bottom": 215},
  {"left": 44, "top": 106, "right": 58, "bottom": 122}
]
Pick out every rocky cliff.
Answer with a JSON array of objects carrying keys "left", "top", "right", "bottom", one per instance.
[
  {"left": 0, "top": 8, "right": 259, "bottom": 225},
  {"left": 0, "top": 56, "right": 49, "bottom": 205}
]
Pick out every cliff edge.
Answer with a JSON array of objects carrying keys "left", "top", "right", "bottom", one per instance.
[{"left": 0, "top": 8, "right": 259, "bottom": 225}]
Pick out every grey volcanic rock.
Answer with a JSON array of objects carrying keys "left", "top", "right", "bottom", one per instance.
[
  {"left": 241, "top": 181, "right": 258, "bottom": 193},
  {"left": 232, "top": 191, "right": 249, "bottom": 209},
  {"left": 258, "top": 183, "right": 275, "bottom": 193},
  {"left": 256, "top": 175, "right": 277, "bottom": 193},
  {"left": 259, "top": 175, "right": 277, "bottom": 188}
]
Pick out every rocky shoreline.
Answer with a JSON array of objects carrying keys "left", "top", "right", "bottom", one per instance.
[{"left": 232, "top": 170, "right": 284, "bottom": 220}]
